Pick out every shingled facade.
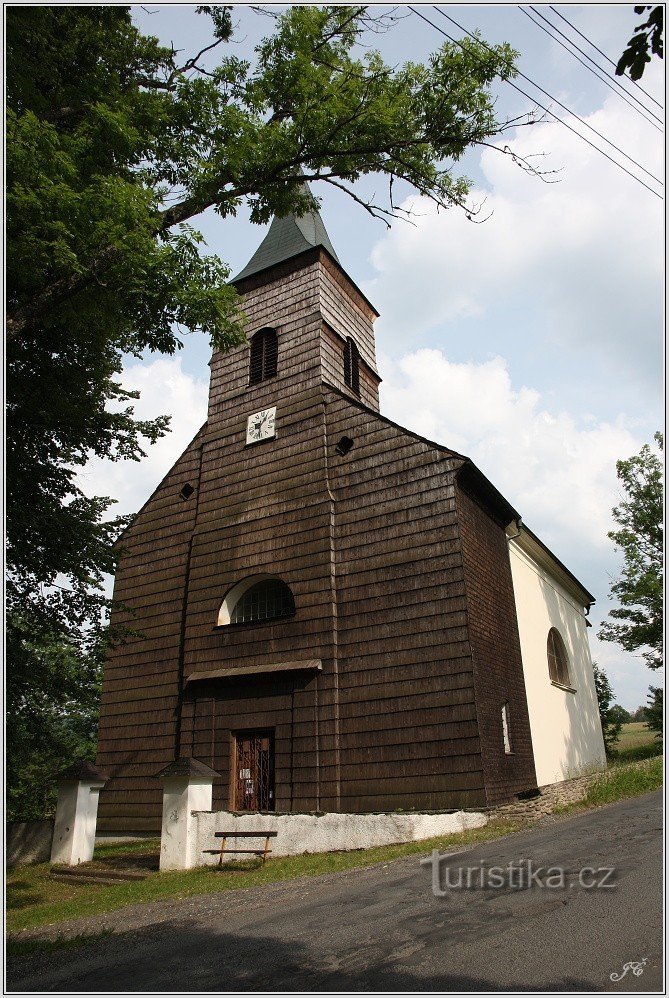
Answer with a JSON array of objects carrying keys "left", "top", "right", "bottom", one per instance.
[{"left": 96, "top": 203, "right": 604, "bottom": 833}]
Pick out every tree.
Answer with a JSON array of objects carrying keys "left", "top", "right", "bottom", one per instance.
[
  {"left": 609, "top": 704, "right": 632, "bottom": 726},
  {"left": 593, "top": 664, "right": 623, "bottom": 757},
  {"left": 646, "top": 686, "right": 663, "bottom": 738},
  {"left": 616, "top": 5, "right": 663, "bottom": 80},
  {"left": 7, "top": 6, "right": 524, "bottom": 816},
  {"left": 598, "top": 434, "right": 663, "bottom": 671}
]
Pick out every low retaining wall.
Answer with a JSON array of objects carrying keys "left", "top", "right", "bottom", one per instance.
[
  {"left": 6, "top": 820, "right": 54, "bottom": 867},
  {"left": 193, "top": 809, "right": 488, "bottom": 866}
]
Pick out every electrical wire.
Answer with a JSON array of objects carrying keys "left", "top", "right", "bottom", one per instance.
[
  {"left": 407, "top": 6, "right": 662, "bottom": 200},
  {"left": 434, "top": 7, "right": 662, "bottom": 190},
  {"left": 527, "top": 6, "right": 663, "bottom": 126},
  {"left": 548, "top": 4, "right": 663, "bottom": 111},
  {"left": 520, "top": 8, "right": 662, "bottom": 135}
]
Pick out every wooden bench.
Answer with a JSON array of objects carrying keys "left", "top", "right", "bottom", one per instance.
[{"left": 203, "top": 830, "right": 278, "bottom": 866}]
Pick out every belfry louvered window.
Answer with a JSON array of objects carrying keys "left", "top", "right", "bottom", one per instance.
[
  {"left": 343, "top": 337, "right": 360, "bottom": 395},
  {"left": 249, "top": 328, "right": 278, "bottom": 386},
  {"left": 230, "top": 579, "right": 295, "bottom": 624}
]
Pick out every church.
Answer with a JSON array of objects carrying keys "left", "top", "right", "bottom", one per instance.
[{"left": 95, "top": 198, "right": 606, "bottom": 834}]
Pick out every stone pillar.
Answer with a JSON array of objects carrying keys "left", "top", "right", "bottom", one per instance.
[
  {"left": 156, "top": 758, "right": 218, "bottom": 871},
  {"left": 50, "top": 761, "right": 108, "bottom": 866}
]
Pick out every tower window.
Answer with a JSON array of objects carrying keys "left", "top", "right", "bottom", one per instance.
[
  {"left": 343, "top": 337, "right": 360, "bottom": 395},
  {"left": 547, "top": 627, "right": 571, "bottom": 687},
  {"left": 249, "top": 328, "right": 278, "bottom": 386}
]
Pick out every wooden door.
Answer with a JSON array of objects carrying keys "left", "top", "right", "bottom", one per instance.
[{"left": 233, "top": 731, "right": 275, "bottom": 811}]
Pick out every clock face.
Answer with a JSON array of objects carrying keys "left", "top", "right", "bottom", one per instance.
[{"left": 246, "top": 406, "right": 277, "bottom": 445}]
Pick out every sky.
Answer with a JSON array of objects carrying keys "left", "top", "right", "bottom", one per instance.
[{"left": 81, "top": 4, "right": 665, "bottom": 710}]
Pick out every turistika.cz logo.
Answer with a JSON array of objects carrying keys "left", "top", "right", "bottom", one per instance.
[{"left": 421, "top": 850, "right": 616, "bottom": 896}]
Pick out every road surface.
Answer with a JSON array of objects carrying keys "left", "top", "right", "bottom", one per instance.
[{"left": 7, "top": 790, "right": 663, "bottom": 992}]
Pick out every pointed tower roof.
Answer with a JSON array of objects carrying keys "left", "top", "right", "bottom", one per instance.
[{"left": 233, "top": 202, "right": 340, "bottom": 283}]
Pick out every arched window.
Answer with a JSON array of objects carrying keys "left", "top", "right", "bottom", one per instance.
[
  {"left": 343, "top": 337, "right": 360, "bottom": 395},
  {"left": 218, "top": 576, "right": 295, "bottom": 626},
  {"left": 249, "top": 328, "right": 278, "bottom": 386},
  {"left": 547, "top": 627, "right": 570, "bottom": 687}
]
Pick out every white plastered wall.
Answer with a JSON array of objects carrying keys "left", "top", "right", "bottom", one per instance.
[{"left": 509, "top": 535, "right": 606, "bottom": 786}]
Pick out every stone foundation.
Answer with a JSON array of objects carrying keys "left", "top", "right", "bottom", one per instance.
[{"left": 492, "top": 757, "right": 661, "bottom": 821}]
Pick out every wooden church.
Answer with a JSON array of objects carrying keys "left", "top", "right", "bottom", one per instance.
[{"left": 96, "top": 197, "right": 605, "bottom": 834}]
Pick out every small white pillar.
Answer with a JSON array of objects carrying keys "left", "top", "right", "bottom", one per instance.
[
  {"left": 50, "top": 762, "right": 108, "bottom": 865},
  {"left": 156, "top": 758, "right": 218, "bottom": 871}
]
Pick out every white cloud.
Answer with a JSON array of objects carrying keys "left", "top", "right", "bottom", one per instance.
[
  {"left": 365, "top": 85, "right": 663, "bottom": 399},
  {"left": 78, "top": 356, "right": 208, "bottom": 517},
  {"left": 379, "top": 348, "right": 642, "bottom": 561},
  {"left": 379, "top": 347, "right": 658, "bottom": 708}
]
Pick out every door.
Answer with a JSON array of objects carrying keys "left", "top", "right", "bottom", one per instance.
[{"left": 233, "top": 731, "right": 275, "bottom": 811}]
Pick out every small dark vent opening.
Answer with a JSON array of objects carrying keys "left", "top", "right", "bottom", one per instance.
[
  {"left": 335, "top": 436, "right": 354, "bottom": 456},
  {"left": 179, "top": 483, "right": 195, "bottom": 500}
]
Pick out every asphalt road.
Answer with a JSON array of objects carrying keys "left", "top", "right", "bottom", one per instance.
[{"left": 7, "top": 791, "right": 663, "bottom": 993}]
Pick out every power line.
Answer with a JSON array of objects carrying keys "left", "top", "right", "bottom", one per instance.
[
  {"left": 407, "top": 6, "right": 662, "bottom": 200},
  {"left": 433, "top": 7, "right": 662, "bottom": 192},
  {"left": 526, "top": 6, "right": 663, "bottom": 127},
  {"left": 548, "top": 5, "right": 663, "bottom": 112},
  {"left": 520, "top": 12, "right": 662, "bottom": 136}
]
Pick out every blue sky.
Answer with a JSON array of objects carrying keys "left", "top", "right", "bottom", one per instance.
[{"left": 83, "top": 5, "right": 664, "bottom": 709}]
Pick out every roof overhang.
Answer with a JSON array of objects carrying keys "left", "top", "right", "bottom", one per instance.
[
  {"left": 508, "top": 524, "right": 595, "bottom": 610},
  {"left": 185, "top": 660, "right": 323, "bottom": 683}
]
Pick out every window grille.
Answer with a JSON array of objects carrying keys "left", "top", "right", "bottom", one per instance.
[{"left": 230, "top": 578, "right": 295, "bottom": 624}]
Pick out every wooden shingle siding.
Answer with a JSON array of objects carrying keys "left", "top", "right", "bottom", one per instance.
[
  {"left": 96, "top": 233, "right": 540, "bottom": 833},
  {"left": 321, "top": 387, "right": 489, "bottom": 811},
  {"left": 95, "top": 430, "right": 205, "bottom": 831},
  {"left": 455, "top": 485, "right": 537, "bottom": 804}
]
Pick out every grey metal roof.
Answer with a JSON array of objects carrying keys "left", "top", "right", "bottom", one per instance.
[
  {"left": 57, "top": 760, "right": 109, "bottom": 784},
  {"left": 233, "top": 206, "right": 340, "bottom": 282},
  {"left": 155, "top": 757, "right": 219, "bottom": 780}
]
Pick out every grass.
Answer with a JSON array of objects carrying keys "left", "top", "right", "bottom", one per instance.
[
  {"left": 7, "top": 818, "right": 526, "bottom": 938},
  {"left": 611, "top": 721, "right": 662, "bottom": 764},
  {"left": 555, "top": 755, "right": 663, "bottom": 815},
  {"left": 7, "top": 931, "right": 111, "bottom": 957},
  {"left": 587, "top": 755, "right": 663, "bottom": 804}
]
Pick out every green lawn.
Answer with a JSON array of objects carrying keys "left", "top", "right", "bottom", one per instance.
[{"left": 612, "top": 721, "right": 662, "bottom": 763}]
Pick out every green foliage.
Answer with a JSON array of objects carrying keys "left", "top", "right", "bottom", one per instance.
[
  {"left": 6, "top": 629, "right": 105, "bottom": 821},
  {"left": 646, "top": 686, "right": 663, "bottom": 738},
  {"left": 598, "top": 434, "right": 663, "bottom": 671},
  {"left": 592, "top": 664, "right": 623, "bottom": 757},
  {"left": 6, "top": 5, "right": 520, "bottom": 816},
  {"left": 609, "top": 704, "right": 632, "bottom": 725},
  {"left": 582, "top": 756, "right": 662, "bottom": 806},
  {"left": 616, "top": 5, "right": 663, "bottom": 81}
]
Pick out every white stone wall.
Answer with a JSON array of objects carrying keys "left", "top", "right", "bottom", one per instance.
[
  {"left": 509, "top": 537, "right": 606, "bottom": 785},
  {"left": 193, "top": 810, "right": 487, "bottom": 866}
]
